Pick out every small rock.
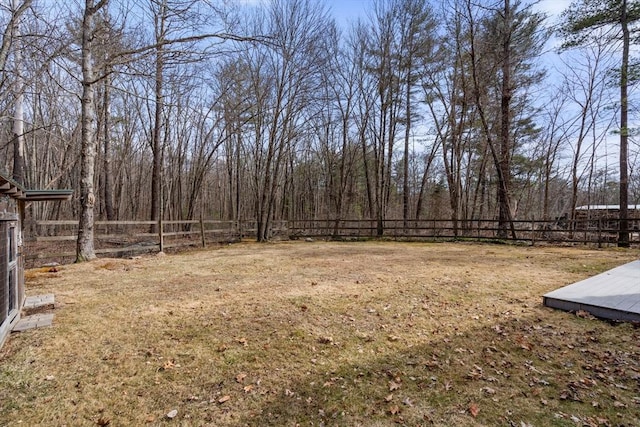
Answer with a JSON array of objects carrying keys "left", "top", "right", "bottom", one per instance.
[
  {"left": 166, "top": 409, "right": 178, "bottom": 419},
  {"left": 156, "top": 251, "right": 166, "bottom": 257}
]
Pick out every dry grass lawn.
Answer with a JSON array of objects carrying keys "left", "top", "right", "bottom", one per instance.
[{"left": 1, "top": 241, "right": 639, "bottom": 426}]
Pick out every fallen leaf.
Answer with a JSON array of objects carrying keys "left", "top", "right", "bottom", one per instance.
[
  {"left": 385, "top": 394, "right": 393, "bottom": 402},
  {"left": 389, "top": 405, "right": 400, "bottom": 415},
  {"left": 166, "top": 409, "right": 178, "bottom": 419},
  {"left": 218, "top": 395, "right": 231, "bottom": 404},
  {"left": 481, "top": 386, "right": 496, "bottom": 395},
  {"left": 236, "top": 373, "right": 247, "bottom": 383},
  {"left": 469, "top": 403, "right": 480, "bottom": 418},
  {"left": 318, "top": 336, "right": 334, "bottom": 345},
  {"left": 96, "top": 418, "right": 110, "bottom": 426},
  {"left": 466, "top": 365, "right": 484, "bottom": 380},
  {"left": 389, "top": 380, "right": 401, "bottom": 391},
  {"left": 243, "top": 384, "right": 254, "bottom": 393}
]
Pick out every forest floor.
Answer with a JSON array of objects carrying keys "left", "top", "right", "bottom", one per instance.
[{"left": 1, "top": 241, "right": 639, "bottom": 426}]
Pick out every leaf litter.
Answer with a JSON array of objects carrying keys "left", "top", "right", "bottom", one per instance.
[{"left": 0, "top": 241, "right": 638, "bottom": 426}]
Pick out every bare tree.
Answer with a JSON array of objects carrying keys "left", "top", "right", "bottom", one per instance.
[
  {"left": 395, "top": 0, "right": 438, "bottom": 227},
  {"left": 0, "top": 0, "right": 33, "bottom": 184},
  {"left": 9, "top": 0, "right": 28, "bottom": 184},
  {"left": 0, "top": 0, "right": 31, "bottom": 74},
  {"left": 558, "top": 40, "right": 614, "bottom": 228},
  {"left": 76, "top": 0, "right": 108, "bottom": 262},
  {"left": 423, "top": 0, "right": 473, "bottom": 232},
  {"left": 241, "top": 0, "right": 334, "bottom": 241}
]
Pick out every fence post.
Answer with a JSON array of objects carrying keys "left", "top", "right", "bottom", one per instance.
[
  {"left": 200, "top": 213, "right": 206, "bottom": 248},
  {"left": 158, "top": 216, "right": 164, "bottom": 253},
  {"left": 531, "top": 217, "right": 535, "bottom": 246},
  {"left": 598, "top": 218, "right": 602, "bottom": 248}
]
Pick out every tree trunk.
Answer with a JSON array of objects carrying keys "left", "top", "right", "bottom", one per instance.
[
  {"left": 618, "top": 0, "right": 630, "bottom": 247},
  {"left": 0, "top": 0, "right": 32, "bottom": 74},
  {"left": 151, "top": 0, "right": 166, "bottom": 231},
  {"left": 77, "top": 0, "right": 106, "bottom": 262},
  {"left": 10, "top": 0, "right": 29, "bottom": 186},
  {"left": 102, "top": 68, "right": 115, "bottom": 220},
  {"left": 402, "top": 56, "right": 412, "bottom": 229},
  {"left": 467, "top": 0, "right": 516, "bottom": 240},
  {"left": 497, "top": 0, "right": 513, "bottom": 239}
]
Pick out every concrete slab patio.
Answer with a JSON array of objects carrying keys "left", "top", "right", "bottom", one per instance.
[
  {"left": 543, "top": 260, "right": 640, "bottom": 321},
  {"left": 12, "top": 294, "right": 56, "bottom": 333},
  {"left": 23, "top": 294, "right": 55, "bottom": 310},
  {"left": 13, "top": 313, "right": 54, "bottom": 332}
]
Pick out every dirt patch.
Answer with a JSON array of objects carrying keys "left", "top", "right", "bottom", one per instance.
[{"left": 1, "top": 241, "right": 639, "bottom": 426}]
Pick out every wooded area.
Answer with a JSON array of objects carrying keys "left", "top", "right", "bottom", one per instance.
[{"left": 0, "top": 0, "right": 638, "bottom": 260}]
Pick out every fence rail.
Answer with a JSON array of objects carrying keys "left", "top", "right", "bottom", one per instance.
[
  {"left": 287, "top": 218, "right": 640, "bottom": 246},
  {"left": 23, "top": 217, "right": 638, "bottom": 266},
  {"left": 24, "top": 219, "right": 245, "bottom": 266}
]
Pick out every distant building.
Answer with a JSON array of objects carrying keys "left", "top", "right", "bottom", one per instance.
[
  {"left": 0, "top": 172, "right": 72, "bottom": 347},
  {"left": 574, "top": 205, "right": 640, "bottom": 231}
]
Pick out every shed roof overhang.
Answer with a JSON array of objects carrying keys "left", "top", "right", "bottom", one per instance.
[{"left": 0, "top": 173, "right": 73, "bottom": 202}]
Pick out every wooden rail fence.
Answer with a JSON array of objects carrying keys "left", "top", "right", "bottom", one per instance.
[
  {"left": 288, "top": 218, "right": 640, "bottom": 246},
  {"left": 23, "top": 217, "right": 638, "bottom": 266},
  {"left": 25, "top": 219, "right": 243, "bottom": 264}
]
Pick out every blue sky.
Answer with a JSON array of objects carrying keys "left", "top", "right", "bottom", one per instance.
[
  {"left": 238, "top": 1, "right": 573, "bottom": 26},
  {"left": 324, "top": 0, "right": 572, "bottom": 27}
]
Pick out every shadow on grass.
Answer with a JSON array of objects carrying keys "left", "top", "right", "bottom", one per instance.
[{"left": 237, "top": 308, "right": 640, "bottom": 426}]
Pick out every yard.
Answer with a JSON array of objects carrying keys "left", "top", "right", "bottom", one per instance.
[{"left": 1, "top": 241, "right": 639, "bottom": 426}]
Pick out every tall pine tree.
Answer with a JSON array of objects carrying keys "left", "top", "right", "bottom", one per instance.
[{"left": 561, "top": 0, "right": 640, "bottom": 247}]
